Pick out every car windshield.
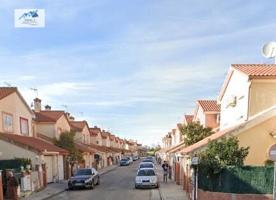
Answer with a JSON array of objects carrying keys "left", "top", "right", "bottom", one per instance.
[
  {"left": 137, "top": 169, "right": 155, "bottom": 176},
  {"left": 75, "top": 169, "right": 92, "bottom": 176},
  {"left": 121, "top": 159, "right": 128, "bottom": 161},
  {"left": 140, "top": 164, "right": 153, "bottom": 168}
]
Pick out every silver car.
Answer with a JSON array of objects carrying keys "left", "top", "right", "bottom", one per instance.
[{"left": 135, "top": 168, "right": 159, "bottom": 189}]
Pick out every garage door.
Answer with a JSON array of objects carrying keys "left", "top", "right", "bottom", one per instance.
[{"left": 44, "top": 156, "right": 54, "bottom": 183}]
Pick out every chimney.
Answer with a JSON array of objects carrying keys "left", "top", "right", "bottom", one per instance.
[
  {"left": 34, "top": 98, "right": 41, "bottom": 112},
  {"left": 45, "top": 105, "right": 51, "bottom": 111},
  {"left": 65, "top": 112, "right": 75, "bottom": 121},
  {"left": 65, "top": 112, "right": 70, "bottom": 118}
]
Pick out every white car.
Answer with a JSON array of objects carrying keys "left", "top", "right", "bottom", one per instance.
[
  {"left": 126, "top": 156, "right": 133, "bottom": 164},
  {"left": 138, "top": 162, "right": 155, "bottom": 170},
  {"left": 135, "top": 168, "right": 159, "bottom": 189}
]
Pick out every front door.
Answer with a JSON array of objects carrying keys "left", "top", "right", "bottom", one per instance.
[{"left": 44, "top": 156, "right": 54, "bottom": 183}]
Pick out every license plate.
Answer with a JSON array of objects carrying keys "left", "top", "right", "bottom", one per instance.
[{"left": 75, "top": 183, "right": 83, "bottom": 186}]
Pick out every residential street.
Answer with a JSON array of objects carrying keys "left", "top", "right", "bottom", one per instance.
[{"left": 49, "top": 161, "right": 161, "bottom": 200}]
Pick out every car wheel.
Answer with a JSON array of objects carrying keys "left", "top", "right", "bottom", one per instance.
[{"left": 97, "top": 177, "right": 100, "bottom": 185}]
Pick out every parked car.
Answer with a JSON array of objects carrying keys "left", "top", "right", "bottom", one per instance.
[
  {"left": 138, "top": 162, "right": 155, "bottom": 170},
  {"left": 135, "top": 168, "right": 159, "bottom": 189},
  {"left": 68, "top": 168, "right": 100, "bottom": 190},
  {"left": 125, "top": 156, "right": 133, "bottom": 164},
  {"left": 120, "top": 158, "right": 130, "bottom": 166},
  {"left": 146, "top": 156, "right": 154, "bottom": 161},
  {"left": 132, "top": 155, "right": 139, "bottom": 161},
  {"left": 141, "top": 159, "right": 154, "bottom": 163}
]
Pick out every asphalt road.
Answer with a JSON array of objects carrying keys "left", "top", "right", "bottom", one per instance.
[{"left": 49, "top": 160, "right": 161, "bottom": 200}]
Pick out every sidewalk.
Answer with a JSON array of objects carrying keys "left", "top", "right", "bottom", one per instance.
[
  {"left": 21, "top": 164, "right": 118, "bottom": 200},
  {"left": 157, "top": 166, "right": 189, "bottom": 200}
]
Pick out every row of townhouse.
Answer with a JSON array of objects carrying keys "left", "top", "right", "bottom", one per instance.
[
  {"left": 0, "top": 87, "right": 140, "bottom": 188},
  {"left": 158, "top": 64, "right": 276, "bottom": 190}
]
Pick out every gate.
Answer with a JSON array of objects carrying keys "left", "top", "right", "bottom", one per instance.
[{"left": 175, "top": 162, "right": 180, "bottom": 185}]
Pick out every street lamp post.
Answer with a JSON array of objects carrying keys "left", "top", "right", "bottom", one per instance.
[{"left": 191, "top": 156, "right": 199, "bottom": 200}]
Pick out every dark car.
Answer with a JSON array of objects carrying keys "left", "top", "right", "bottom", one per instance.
[
  {"left": 139, "top": 162, "right": 154, "bottom": 169},
  {"left": 120, "top": 158, "right": 130, "bottom": 166},
  {"left": 146, "top": 156, "right": 154, "bottom": 161},
  {"left": 142, "top": 159, "right": 154, "bottom": 163},
  {"left": 68, "top": 168, "right": 100, "bottom": 190}
]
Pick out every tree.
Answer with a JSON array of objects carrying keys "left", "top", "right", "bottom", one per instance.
[
  {"left": 54, "top": 131, "right": 83, "bottom": 165},
  {"left": 199, "top": 136, "right": 249, "bottom": 176},
  {"left": 181, "top": 122, "right": 214, "bottom": 146}
]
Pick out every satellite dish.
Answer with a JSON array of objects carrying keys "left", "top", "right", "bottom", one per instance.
[{"left": 262, "top": 42, "right": 276, "bottom": 58}]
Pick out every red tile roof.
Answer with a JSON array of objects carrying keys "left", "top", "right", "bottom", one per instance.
[
  {"left": 89, "top": 127, "right": 101, "bottom": 137},
  {"left": 101, "top": 131, "right": 108, "bottom": 139},
  {"left": 70, "top": 121, "right": 88, "bottom": 132},
  {"left": 35, "top": 111, "right": 65, "bottom": 123},
  {"left": 89, "top": 143, "right": 110, "bottom": 153},
  {"left": 0, "top": 87, "right": 17, "bottom": 100},
  {"left": 197, "top": 100, "right": 220, "bottom": 112},
  {"left": 109, "top": 134, "right": 115, "bottom": 141},
  {"left": 232, "top": 64, "right": 276, "bottom": 77},
  {"left": 184, "top": 115, "right": 194, "bottom": 124},
  {"left": 0, "top": 133, "right": 68, "bottom": 155},
  {"left": 177, "top": 123, "right": 183, "bottom": 129},
  {"left": 75, "top": 143, "right": 95, "bottom": 153},
  {"left": 108, "top": 146, "right": 123, "bottom": 153}
]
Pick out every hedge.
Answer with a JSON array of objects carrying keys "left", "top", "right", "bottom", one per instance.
[
  {"left": 198, "top": 166, "right": 274, "bottom": 194},
  {"left": 0, "top": 158, "right": 31, "bottom": 172}
]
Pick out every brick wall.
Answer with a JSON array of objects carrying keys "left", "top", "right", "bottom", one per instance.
[
  {"left": 205, "top": 113, "right": 219, "bottom": 129},
  {"left": 198, "top": 189, "right": 272, "bottom": 200}
]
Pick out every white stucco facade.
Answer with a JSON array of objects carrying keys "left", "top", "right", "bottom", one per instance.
[
  {"left": 219, "top": 70, "right": 250, "bottom": 129},
  {"left": 194, "top": 106, "right": 205, "bottom": 126}
]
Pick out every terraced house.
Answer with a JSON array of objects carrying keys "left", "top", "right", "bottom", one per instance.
[
  {"left": 0, "top": 88, "right": 68, "bottom": 186},
  {"left": 34, "top": 99, "right": 72, "bottom": 182},
  {"left": 0, "top": 87, "right": 141, "bottom": 199},
  {"left": 158, "top": 63, "right": 276, "bottom": 197}
]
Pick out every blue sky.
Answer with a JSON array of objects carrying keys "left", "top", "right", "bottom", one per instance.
[{"left": 1, "top": 0, "right": 276, "bottom": 146}]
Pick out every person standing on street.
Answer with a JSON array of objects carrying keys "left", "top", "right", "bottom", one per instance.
[{"left": 162, "top": 161, "right": 169, "bottom": 183}]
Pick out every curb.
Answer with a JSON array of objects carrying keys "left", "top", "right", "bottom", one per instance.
[
  {"left": 40, "top": 165, "right": 118, "bottom": 200},
  {"left": 42, "top": 188, "right": 67, "bottom": 200}
]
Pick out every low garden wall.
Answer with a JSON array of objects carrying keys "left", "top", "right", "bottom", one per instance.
[{"left": 198, "top": 189, "right": 272, "bottom": 200}]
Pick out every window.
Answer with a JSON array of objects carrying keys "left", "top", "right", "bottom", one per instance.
[
  {"left": 3, "top": 112, "right": 13, "bottom": 132},
  {"left": 20, "top": 117, "right": 29, "bottom": 135}
]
